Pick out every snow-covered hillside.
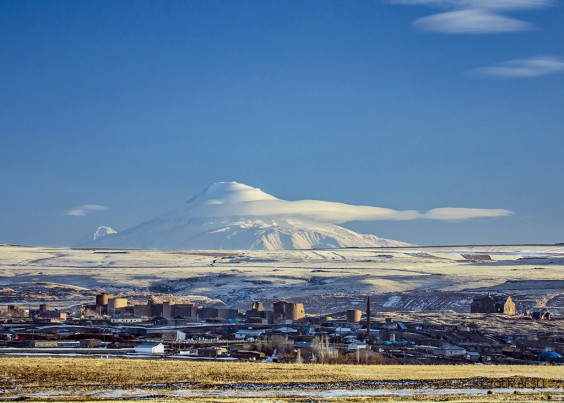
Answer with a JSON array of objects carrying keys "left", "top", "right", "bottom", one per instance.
[
  {"left": 2, "top": 244, "right": 563, "bottom": 312},
  {"left": 85, "top": 182, "right": 410, "bottom": 250}
]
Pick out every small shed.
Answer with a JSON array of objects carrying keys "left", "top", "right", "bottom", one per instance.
[
  {"left": 134, "top": 342, "right": 165, "bottom": 355},
  {"left": 197, "top": 346, "right": 228, "bottom": 358}
]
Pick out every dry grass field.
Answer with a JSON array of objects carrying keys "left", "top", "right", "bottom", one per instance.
[
  {"left": 0, "top": 357, "right": 562, "bottom": 386},
  {"left": 0, "top": 357, "right": 562, "bottom": 401}
]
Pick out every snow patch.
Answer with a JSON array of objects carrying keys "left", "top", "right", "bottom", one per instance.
[{"left": 383, "top": 295, "right": 402, "bottom": 308}]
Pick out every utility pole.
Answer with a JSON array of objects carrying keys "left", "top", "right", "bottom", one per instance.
[{"left": 366, "top": 295, "right": 371, "bottom": 342}]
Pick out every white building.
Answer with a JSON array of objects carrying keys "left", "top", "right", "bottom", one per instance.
[
  {"left": 433, "top": 344, "right": 466, "bottom": 357},
  {"left": 134, "top": 342, "right": 165, "bottom": 355},
  {"left": 347, "top": 340, "right": 368, "bottom": 351}
]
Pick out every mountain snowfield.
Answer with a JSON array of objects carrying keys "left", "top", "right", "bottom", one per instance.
[
  {"left": 87, "top": 182, "right": 410, "bottom": 250},
  {"left": 92, "top": 226, "right": 117, "bottom": 241}
]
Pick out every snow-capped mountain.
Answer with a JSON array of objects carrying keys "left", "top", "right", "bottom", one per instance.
[
  {"left": 93, "top": 226, "right": 117, "bottom": 241},
  {"left": 85, "top": 182, "right": 410, "bottom": 250}
]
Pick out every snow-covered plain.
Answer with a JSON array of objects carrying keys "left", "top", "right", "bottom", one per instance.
[
  {"left": 1, "top": 243, "right": 562, "bottom": 313},
  {"left": 16, "top": 386, "right": 564, "bottom": 400}
]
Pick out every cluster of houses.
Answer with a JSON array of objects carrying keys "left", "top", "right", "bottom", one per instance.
[
  {"left": 0, "top": 293, "right": 560, "bottom": 364},
  {"left": 79, "top": 293, "right": 306, "bottom": 325}
]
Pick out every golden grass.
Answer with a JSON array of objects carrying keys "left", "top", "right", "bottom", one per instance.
[{"left": 0, "top": 357, "right": 562, "bottom": 388}]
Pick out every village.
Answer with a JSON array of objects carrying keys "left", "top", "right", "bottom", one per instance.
[{"left": 0, "top": 292, "right": 562, "bottom": 365}]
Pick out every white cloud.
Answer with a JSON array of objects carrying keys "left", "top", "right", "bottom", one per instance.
[
  {"left": 183, "top": 183, "right": 513, "bottom": 223},
  {"left": 387, "top": 0, "right": 552, "bottom": 34},
  {"left": 235, "top": 199, "right": 423, "bottom": 223},
  {"left": 414, "top": 9, "right": 530, "bottom": 33},
  {"left": 422, "top": 207, "right": 513, "bottom": 220},
  {"left": 65, "top": 204, "right": 108, "bottom": 217},
  {"left": 65, "top": 209, "right": 87, "bottom": 217},
  {"left": 218, "top": 200, "right": 513, "bottom": 223},
  {"left": 471, "top": 56, "right": 564, "bottom": 77},
  {"left": 463, "top": 0, "right": 553, "bottom": 10}
]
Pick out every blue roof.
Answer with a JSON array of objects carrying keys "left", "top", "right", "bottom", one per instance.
[{"left": 539, "top": 351, "right": 562, "bottom": 359}]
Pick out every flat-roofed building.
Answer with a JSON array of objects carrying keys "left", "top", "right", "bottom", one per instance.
[{"left": 134, "top": 342, "right": 165, "bottom": 355}]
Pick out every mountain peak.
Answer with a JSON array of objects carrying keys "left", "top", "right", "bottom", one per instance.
[
  {"left": 187, "top": 181, "right": 278, "bottom": 205},
  {"left": 85, "top": 182, "right": 410, "bottom": 250}
]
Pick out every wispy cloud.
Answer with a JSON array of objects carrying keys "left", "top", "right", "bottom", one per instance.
[
  {"left": 414, "top": 9, "right": 530, "bottom": 33},
  {"left": 185, "top": 187, "right": 513, "bottom": 223},
  {"left": 387, "top": 0, "right": 553, "bottom": 34},
  {"left": 470, "top": 56, "right": 564, "bottom": 77},
  {"left": 422, "top": 207, "right": 513, "bottom": 220},
  {"left": 65, "top": 204, "right": 108, "bottom": 217},
  {"left": 231, "top": 200, "right": 513, "bottom": 223}
]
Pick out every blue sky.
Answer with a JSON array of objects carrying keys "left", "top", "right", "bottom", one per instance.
[{"left": 1, "top": 0, "right": 563, "bottom": 246}]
